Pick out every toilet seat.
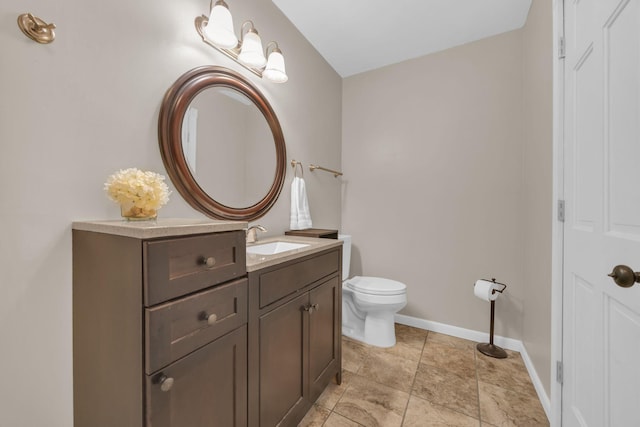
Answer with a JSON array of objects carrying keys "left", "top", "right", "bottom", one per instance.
[{"left": 344, "top": 276, "right": 406, "bottom": 296}]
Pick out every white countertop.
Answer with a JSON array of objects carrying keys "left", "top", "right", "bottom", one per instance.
[
  {"left": 246, "top": 235, "right": 343, "bottom": 272},
  {"left": 72, "top": 218, "right": 247, "bottom": 239}
]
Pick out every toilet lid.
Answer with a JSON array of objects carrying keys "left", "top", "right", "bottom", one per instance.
[{"left": 345, "top": 276, "right": 407, "bottom": 296}]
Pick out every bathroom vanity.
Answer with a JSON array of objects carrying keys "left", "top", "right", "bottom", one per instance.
[
  {"left": 72, "top": 219, "right": 248, "bottom": 427},
  {"left": 246, "top": 238, "right": 342, "bottom": 427},
  {"left": 72, "top": 220, "right": 341, "bottom": 427}
]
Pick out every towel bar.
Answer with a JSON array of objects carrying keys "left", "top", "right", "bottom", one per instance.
[{"left": 309, "top": 164, "right": 342, "bottom": 178}]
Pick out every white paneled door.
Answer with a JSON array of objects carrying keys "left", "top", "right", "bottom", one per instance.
[{"left": 563, "top": 0, "right": 640, "bottom": 425}]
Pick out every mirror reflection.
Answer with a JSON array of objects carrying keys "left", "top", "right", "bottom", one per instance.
[{"left": 181, "top": 87, "right": 276, "bottom": 208}]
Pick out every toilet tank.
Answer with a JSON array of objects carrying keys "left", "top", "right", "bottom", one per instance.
[{"left": 338, "top": 234, "right": 351, "bottom": 281}]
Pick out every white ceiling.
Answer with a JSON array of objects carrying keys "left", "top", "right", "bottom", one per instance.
[{"left": 272, "top": 0, "right": 533, "bottom": 77}]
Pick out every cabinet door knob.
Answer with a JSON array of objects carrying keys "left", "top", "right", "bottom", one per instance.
[
  {"left": 199, "top": 256, "right": 216, "bottom": 269},
  {"left": 158, "top": 374, "right": 174, "bottom": 392},
  {"left": 302, "top": 303, "right": 320, "bottom": 313},
  {"left": 199, "top": 311, "right": 218, "bottom": 325}
]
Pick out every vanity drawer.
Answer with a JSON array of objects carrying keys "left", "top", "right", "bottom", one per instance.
[
  {"left": 145, "top": 278, "right": 247, "bottom": 374},
  {"left": 144, "top": 231, "right": 245, "bottom": 306},
  {"left": 259, "top": 249, "right": 340, "bottom": 308}
]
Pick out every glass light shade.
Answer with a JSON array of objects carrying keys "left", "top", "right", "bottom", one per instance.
[
  {"left": 263, "top": 50, "right": 288, "bottom": 83},
  {"left": 204, "top": 2, "right": 238, "bottom": 49},
  {"left": 238, "top": 29, "right": 266, "bottom": 68}
]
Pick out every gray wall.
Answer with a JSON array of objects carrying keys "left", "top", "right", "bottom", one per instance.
[
  {"left": 343, "top": 30, "right": 526, "bottom": 339},
  {"left": 0, "top": 1, "right": 341, "bottom": 426},
  {"left": 342, "top": 1, "right": 553, "bottom": 395},
  {"left": 522, "top": 0, "right": 553, "bottom": 396}
]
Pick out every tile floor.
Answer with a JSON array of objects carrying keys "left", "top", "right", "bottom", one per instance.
[{"left": 299, "top": 324, "right": 549, "bottom": 427}]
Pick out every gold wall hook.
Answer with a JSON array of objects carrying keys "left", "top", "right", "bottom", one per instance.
[{"left": 18, "top": 13, "right": 56, "bottom": 44}]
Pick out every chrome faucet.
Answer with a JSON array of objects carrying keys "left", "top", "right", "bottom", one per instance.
[{"left": 246, "top": 225, "right": 267, "bottom": 243}]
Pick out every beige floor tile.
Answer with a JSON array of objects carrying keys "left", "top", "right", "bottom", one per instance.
[
  {"left": 475, "top": 350, "right": 537, "bottom": 398},
  {"left": 402, "top": 395, "right": 480, "bottom": 426},
  {"left": 379, "top": 339, "right": 424, "bottom": 362},
  {"left": 298, "top": 404, "right": 331, "bottom": 427},
  {"left": 324, "top": 412, "right": 364, "bottom": 426},
  {"left": 343, "top": 338, "right": 371, "bottom": 373},
  {"left": 476, "top": 348, "right": 527, "bottom": 373},
  {"left": 316, "top": 370, "right": 353, "bottom": 410},
  {"left": 412, "top": 362, "right": 479, "bottom": 419},
  {"left": 427, "top": 331, "right": 477, "bottom": 350},
  {"left": 422, "top": 340, "right": 476, "bottom": 379},
  {"left": 304, "top": 329, "right": 548, "bottom": 427},
  {"left": 334, "top": 375, "right": 409, "bottom": 427},
  {"left": 358, "top": 350, "right": 419, "bottom": 392},
  {"left": 395, "top": 324, "right": 428, "bottom": 351},
  {"left": 478, "top": 381, "right": 549, "bottom": 426}
]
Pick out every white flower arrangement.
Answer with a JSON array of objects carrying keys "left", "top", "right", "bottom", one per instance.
[{"left": 104, "top": 168, "right": 170, "bottom": 219}]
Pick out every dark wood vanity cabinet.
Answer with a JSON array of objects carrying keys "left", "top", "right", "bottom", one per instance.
[
  {"left": 72, "top": 224, "right": 247, "bottom": 427},
  {"left": 247, "top": 247, "right": 342, "bottom": 427}
]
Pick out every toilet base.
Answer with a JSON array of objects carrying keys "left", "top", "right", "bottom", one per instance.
[
  {"left": 342, "top": 311, "right": 397, "bottom": 348},
  {"left": 342, "top": 325, "right": 365, "bottom": 344}
]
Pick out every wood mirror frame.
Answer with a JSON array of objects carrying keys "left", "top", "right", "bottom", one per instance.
[{"left": 158, "top": 66, "right": 286, "bottom": 221}]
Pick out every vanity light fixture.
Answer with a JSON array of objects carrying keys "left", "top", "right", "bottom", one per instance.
[
  {"left": 263, "top": 42, "right": 288, "bottom": 83},
  {"left": 203, "top": 0, "right": 237, "bottom": 48},
  {"left": 195, "top": 1, "right": 288, "bottom": 83},
  {"left": 237, "top": 22, "right": 266, "bottom": 68}
]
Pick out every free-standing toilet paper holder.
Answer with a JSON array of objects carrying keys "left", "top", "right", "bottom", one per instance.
[{"left": 477, "top": 278, "right": 508, "bottom": 359}]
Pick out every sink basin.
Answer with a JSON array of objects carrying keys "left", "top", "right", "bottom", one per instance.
[{"left": 247, "top": 241, "right": 310, "bottom": 255}]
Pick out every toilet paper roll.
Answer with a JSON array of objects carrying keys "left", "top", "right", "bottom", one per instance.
[{"left": 474, "top": 279, "right": 501, "bottom": 302}]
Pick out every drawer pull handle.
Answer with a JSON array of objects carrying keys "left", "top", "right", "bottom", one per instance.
[
  {"left": 158, "top": 374, "right": 174, "bottom": 392},
  {"left": 199, "top": 256, "right": 216, "bottom": 269},
  {"left": 199, "top": 311, "right": 218, "bottom": 325}
]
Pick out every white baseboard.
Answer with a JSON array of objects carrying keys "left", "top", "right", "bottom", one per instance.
[{"left": 395, "top": 314, "right": 551, "bottom": 420}]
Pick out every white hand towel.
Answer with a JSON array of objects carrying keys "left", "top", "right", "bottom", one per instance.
[{"left": 290, "top": 177, "right": 313, "bottom": 230}]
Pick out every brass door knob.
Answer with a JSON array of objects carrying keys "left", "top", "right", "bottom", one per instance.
[{"left": 608, "top": 265, "right": 640, "bottom": 288}]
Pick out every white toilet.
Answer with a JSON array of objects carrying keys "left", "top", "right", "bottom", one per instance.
[{"left": 339, "top": 234, "right": 407, "bottom": 348}]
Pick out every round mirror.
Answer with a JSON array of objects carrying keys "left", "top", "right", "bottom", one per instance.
[{"left": 159, "top": 66, "right": 286, "bottom": 221}]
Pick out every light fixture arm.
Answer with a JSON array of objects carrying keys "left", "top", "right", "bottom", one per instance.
[
  {"left": 265, "top": 41, "right": 281, "bottom": 56},
  {"left": 240, "top": 20, "right": 257, "bottom": 40}
]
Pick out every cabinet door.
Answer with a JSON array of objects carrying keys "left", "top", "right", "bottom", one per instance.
[
  {"left": 259, "top": 293, "right": 309, "bottom": 427},
  {"left": 308, "top": 276, "right": 341, "bottom": 401},
  {"left": 146, "top": 326, "right": 247, "bottom": 427}
]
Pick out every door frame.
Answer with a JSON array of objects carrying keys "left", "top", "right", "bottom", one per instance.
[{"left": 551, "top": 0, "right": 565, "bottom": 425}]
